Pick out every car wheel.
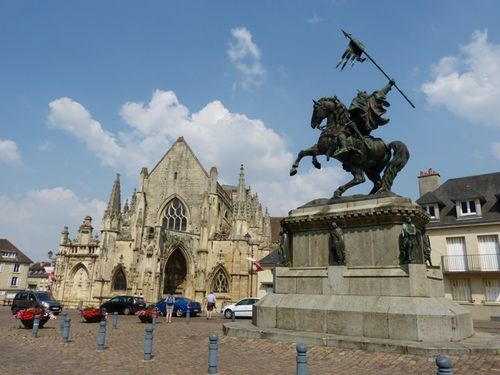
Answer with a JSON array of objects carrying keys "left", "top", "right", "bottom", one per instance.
[
  {"left": 174, "top": 308, "right": 184, "bottom": 317},
  {"left": 11, "top": 307, "right": 19, "bottom": 315},
  {"left": 224, "top": 309, "right": 233, "bottom": 319},
  {"left": 123, "top": 307, "right": 131, "bottom": 315}
]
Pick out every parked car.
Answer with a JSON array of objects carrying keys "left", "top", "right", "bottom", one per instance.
[
  {"left": 11, "top": 290, "right": 62, "bottom": 315},
  {"left": 156, "top": 296, "right": 202, "bottom": 317},
  {"left": 100, "top": 295, "right": 146, "bottom": 315},
  {"left": 222, "top": 297, "right": 260, "bottom": 319}
]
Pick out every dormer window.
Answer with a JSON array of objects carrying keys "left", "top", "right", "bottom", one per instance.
[
  {"left": 423, "top": 204, "right": 439, "bottom": 220},
  {"left": 457, "top": 199, "right": 481, "bottom": 217}
]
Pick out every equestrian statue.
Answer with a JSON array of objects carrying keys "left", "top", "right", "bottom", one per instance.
[{"left": 289, "top": 30, "right": 413, "bottom": 198}]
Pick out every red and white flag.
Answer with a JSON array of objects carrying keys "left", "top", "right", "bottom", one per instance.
[
  {"left": 246, "top": 257, "right": 264, "bottom": 272},
  {"left": 44, "top": 266, "right": 56, "bottom": 282}
]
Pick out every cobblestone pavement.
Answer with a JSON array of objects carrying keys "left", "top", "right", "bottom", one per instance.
[{"left": 1, "top": 307, "right": 499, "bottom": 375}]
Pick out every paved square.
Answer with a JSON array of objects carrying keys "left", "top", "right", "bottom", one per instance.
[{"left": 1, "top": 307, "right": 499, "bottom": 374}]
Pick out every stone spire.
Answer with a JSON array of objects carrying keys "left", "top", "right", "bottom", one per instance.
[
  {"left": 236, "top": 164, "right": 246, "bottom": 218},
  {"left": 102, "top": 174, "right": 121, "bottom": 232}
]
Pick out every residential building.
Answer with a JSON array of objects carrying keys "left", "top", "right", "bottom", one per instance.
[
  {"left": 417, "top": 169, "right": 500, "bottom": 320},
  {"left": 53, "top": 137, "right": 274, "bottom": 308},
  {"left": 27, "top": 262, "right": 52, "bottom": 291},
  {"left": 0, "top": 239, "right": 32, "bottom": 302}
]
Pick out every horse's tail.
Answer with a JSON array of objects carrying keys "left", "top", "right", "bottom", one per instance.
[{"left": 381, "top": 141, "right": 410, "bottom": 191}]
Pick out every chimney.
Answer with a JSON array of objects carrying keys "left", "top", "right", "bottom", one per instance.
[{"left": 418, "top": 168, "right": 441, "bottom": 197}]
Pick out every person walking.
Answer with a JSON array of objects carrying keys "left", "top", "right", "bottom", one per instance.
[
  {"left": 165, "top": 293, "right": 175, "bottom": 323},
  {"left": 206, "top": 291, "right": 216, "bottom": 320}
]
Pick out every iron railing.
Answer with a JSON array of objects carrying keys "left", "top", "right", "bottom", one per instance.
[{"left": 441, "top": 254, "right": 500, "bottom": 272}]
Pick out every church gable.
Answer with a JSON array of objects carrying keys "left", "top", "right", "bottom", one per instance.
[{"left": 144, "top": 137, "right": 211, "bottom": 228}]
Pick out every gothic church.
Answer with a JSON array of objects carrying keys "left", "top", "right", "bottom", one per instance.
[{"left": 53, "top": 137, "right": 272, "bottom": 308}]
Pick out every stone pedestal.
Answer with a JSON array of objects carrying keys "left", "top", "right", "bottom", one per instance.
[{"left": 253, "top": 195, "right": 474, "bottom": 342}]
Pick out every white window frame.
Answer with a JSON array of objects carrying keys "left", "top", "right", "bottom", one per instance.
[
  {"left": 456, "top": 199, "right": 481, "bottom": 217},
  {"left": 450, "top": 279, "right": 472, "bottom": 302},
  {"left": 446, "top": 237, "right": 468, "bottom": 271},
  {"left": 8, "top": 276, "right": 19, "bottom": 287},
  {"left": 478, "top": 235, "right": 500, "bottom": 271},
  {"left": 484, "top": 279, "right": 500, "bottom": 303},
  {"left": 423, "top": 204, "right": 439, "bottom": 220},
  {"left": 12, "top": 263, "right": 21, "bottom": 273}
]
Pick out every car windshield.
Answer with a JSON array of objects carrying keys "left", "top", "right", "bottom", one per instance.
[
  {"left": 34, "top": 292, "right": 55, "bottom": 301},
  {"left": 134, "top": 297, "right": 145, "bottom": 304}
]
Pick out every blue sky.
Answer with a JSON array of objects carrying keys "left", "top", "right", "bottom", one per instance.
[{"left": 1, "top": 1, "right": 500, "bottom": 261}]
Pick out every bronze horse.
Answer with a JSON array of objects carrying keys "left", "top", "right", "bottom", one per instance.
[{"left": 289, "top": 96, "right": 409, "bottom": 198}]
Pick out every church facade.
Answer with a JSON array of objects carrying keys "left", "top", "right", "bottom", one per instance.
[{"left": 53, "top": 137, "right": 272, "bottom": 309}]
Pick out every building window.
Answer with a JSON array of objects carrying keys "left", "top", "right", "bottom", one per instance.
[
  {"left": 9, "top": 276, "right": 19, "bottom": 287},
  {"left": 484, "top": 279, "right": 500, "bottom": 302},
  {"left": 1, "top": 251, "right": 16, "bottom": 258},
  {"left": 423, "top": 204, "right": 439, "bottom": 219},
  {"left": 478, "top": 235, "right": 500, "bottom": 271},
  {"left": 457, "top": 199, "right": 481, "bottom": 217},
  {"left": 212, "top": 270, "right": 229, "bottom": 293},
  {"left": 445, "top": 237, "right": 468, "bottom": 271},
  {"left": 0, "top": 263, "right": 3, "bottom": 272},
  {"left": 112, "top": 269, "right": 127, "bottom": 291},
  {"left": 162, "top": 198, "right": 188, "bottom": 232},
  {"left": 450, "top": 279, "right": 472, "bottom": 302},
  {"left": 12, "top": 263, "right": 21, "bottom": 273}
]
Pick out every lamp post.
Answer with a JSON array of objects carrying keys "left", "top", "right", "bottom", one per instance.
[
  {"left": 244, "top": 233, "right": 253, "bottom": 297},
  {"left": 47, "top": 250, "right": 55, "bottom": 294}
]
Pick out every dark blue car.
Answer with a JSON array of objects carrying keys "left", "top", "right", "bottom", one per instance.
[{"left": 156, "top": 296, "right": 202, "bottom": 317}]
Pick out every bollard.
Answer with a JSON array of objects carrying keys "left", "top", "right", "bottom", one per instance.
[
  {"left": 61, "top": 315, "right": 71, "bottom": 343},
  {"left": 32, "top": 314, "right": 40, "bottom": 338},
  {"left": 186, "top": 307, "right": 190, "bottom": 325},
  {"left": 144, "top": 326, "right": 154, "bottom": 361},
  {"left": 112, "top": 312, "right": 118, "bottom": 329},
  {"left": 231, "top": 310, "right": 235, "bottom": 322},
  {"left": 60, "top": 312, "right": 67, "bottom": 332},
  {"left": 208, "top": 333, "right": 218, "bottom": 374},
  {"left": 97, "top": 320, "right": 107, "bottom": 352},
  {"left": 436, "top": 355, "right": 453, "bottom": 375},
  {"left": 152, "top": 313, "right": 157, "bottom": 327},
  {"left": 296, "top": 343, "right": 308, "bottom": 375}
]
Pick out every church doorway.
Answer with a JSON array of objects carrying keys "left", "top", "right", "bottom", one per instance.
[{"left": 163, "top": 248, "right": 187, "bottom": 295}]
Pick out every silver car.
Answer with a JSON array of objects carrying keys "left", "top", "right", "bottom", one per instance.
[{"left": 223, "top": 297, "right": 260, "bottom": 319}]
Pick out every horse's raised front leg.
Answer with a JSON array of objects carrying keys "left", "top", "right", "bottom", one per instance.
[
  {"left": 333, "top": 169, "right": 365, "bottom": 198},
  {"left": 290, "top": 145, "right": 318, "bottom": 176}
]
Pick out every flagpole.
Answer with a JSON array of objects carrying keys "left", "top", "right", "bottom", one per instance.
[{"left": 341, "top": 30, "right": 416, "bottom": 109}]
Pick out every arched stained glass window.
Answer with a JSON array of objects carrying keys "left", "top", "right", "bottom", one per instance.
[
  {"left": 113, "top": 269, "right": 127, "bottom": 291},
  {"left": 162, "top": 198, "right": 188, "bottom": 232},
  {"left": 212, "top": 270, "right": 229, "bottom": 293}
]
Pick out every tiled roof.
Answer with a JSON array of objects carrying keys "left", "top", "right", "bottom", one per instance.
[
  {"left": 259, "top": 249, "right": 280, "bottom": 266},
  {"left": 28, "top": 261, "right": 52, "bottom": 276},
  {"left": 416, "top": 192, "right": 444, "bottom": 206},
  {"left": 419, "top": 172, "right": 500, "bottom": 226},
  {"left": 0, "top": 239, "right": 32, "bottom": 263}
]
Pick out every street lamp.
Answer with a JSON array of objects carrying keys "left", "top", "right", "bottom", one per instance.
[
  {"left": 47, "top": 251, "right": 55, "bottom": 293},
  {"left": 244, "top": 233, "right": 254, "bottom": 297}
]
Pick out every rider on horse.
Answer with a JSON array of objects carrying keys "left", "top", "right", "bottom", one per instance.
[{"left": 327, "top": 79, "right": 395, "bottom": 159}]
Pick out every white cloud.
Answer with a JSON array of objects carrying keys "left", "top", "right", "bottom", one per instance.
[
  {"left": 0, "top": 139, "right": 23, "bottom": 166},
  {"left": 0, "top": 188, "right": 106, "bottom": 261},
  {"left": 48, "top": 89, "right": 348, "bottom": 216},
  {"left": 422, "top": 30, "right": 500, "bottom": 128},
  {"left": 227, "top": 27, "right": 266, "bottom": 90}
]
